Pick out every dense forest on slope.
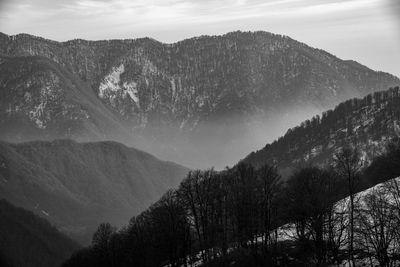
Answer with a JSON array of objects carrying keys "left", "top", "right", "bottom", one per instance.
[
  {"left": 61, "top": 87, "right": 400, "bottom": 266},
  {"left": 243, "top": 86, "right": 400, "bottom": 176},
  {"left": 0, "top": 140, "right": 188, "bottom": 244},
  {"left": 1, "top": 31, "right": 398, "bottom": 168},
  {"left": 0, "top": 55, "right": 133, "bottom": 142},
  {"left": 62, "top": 141, "right": 400, "bottom": 267},
  {"left": 0, "top": 199, "right": 79, "bottom": 267}
]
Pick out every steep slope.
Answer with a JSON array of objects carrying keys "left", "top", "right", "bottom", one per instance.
[
  {"left": 0, "top": 199, "right": 79, "bottom": 267},
  {"left": 0, "top": 31, "right": 399, "bottom": 168},
  {"left": 243, "top": 86, "right": 400, "bottom": 176},
  {"left": 0, "top": 140, "right": 189, "bottom": 244},
  {"left": 0, "top": 55, "right": 135, "bottom": 143},
  {"left": 61, "top": 138, "right": 400, "bottom": 267}
]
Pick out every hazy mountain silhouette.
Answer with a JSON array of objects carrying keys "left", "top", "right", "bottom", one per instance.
[
  {"left": 0, "top": 199, "right": 79, "bottom": 267},
  {"left": 0, "top": 139, "right": 188, "bottom": 244}
]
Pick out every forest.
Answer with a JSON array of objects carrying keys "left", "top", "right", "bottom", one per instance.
[
  {"left": 0, "top": 199, "right": 79, "bottom": 267},
  {"left": 62, "top": 141, "right": 400, "bottom": 267},
  {"left": 245, "top": 86, "right": 400, "bottom": 170}
]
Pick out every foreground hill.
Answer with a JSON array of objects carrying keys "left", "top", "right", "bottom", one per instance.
[
  {"left": 61, "top": 138, "right": 400, "bottom": 267},
  {"left": 0, "top": 140, "right": 188, "bottom": 244},
  {"left": 1, "top": 31, "right": 398, "bottom": 168},
  {"left": 0, "top": 199, "right": 79, "bottom": 267},
  {"left": 243, "top": 86, "right": 400, "bottom": 176}
]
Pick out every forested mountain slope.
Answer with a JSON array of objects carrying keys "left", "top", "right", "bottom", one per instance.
[
  {"left": 0, "top": 55, "right": 133, "bottom": 142},
  {"left": 1, "top": 31, "right": 398, "bottom": 168},
  {"left": 62, "top": 139, "right": 400, "bottom": 267},
  {"left": 0, "top": 140, "right": 188, "bottom": 244},
  {"left": 243, "top": 86, "right": 400, "bottom": 175},
  {"left": 0, "top": 199, "right": 79, "bottom": 267}
]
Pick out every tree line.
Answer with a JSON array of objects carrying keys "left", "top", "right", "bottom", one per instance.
[
  {"left": 63, "top": 142, "right": 400, "bottom": 267},
  {"left": 245, "top": 86, "right": 400, "bottom": 168}
]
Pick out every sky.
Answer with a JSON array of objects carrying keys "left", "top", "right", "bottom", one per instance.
[{"left": 0, "top": 0, "right": 399, "bottom": 77}]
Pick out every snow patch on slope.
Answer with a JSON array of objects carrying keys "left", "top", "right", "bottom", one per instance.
[
  {"left": 99, "top": 64, "right": 125, "bottom": 98},
  {"left": 98, "top": 64, "right": 140, "bottom": 106},
  {"left": 277, "top": 176, "right": 400, "bottom": 243},
  {"left": 29, "top": 102, "right": 46, "bottom": 129},
  {"left": 123, "top": 81, "right": 139, "bottom": 106}
]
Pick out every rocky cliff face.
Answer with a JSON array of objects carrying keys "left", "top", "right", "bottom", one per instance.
[
  {"left": 1, "top": 31, "right": 398, "bottom": 168},
  {"left": 243, "top": 86, "right": 400, "bottom": 177}
]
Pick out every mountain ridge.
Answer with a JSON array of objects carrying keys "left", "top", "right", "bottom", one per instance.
[
  {"left": 0, "top": 198, "right": 79, "bottom": 267},
  {"left": 1, "top": 30, "right": 399, "bottom": 168},
  {"left": 0, "top": 139, "right": 189, "bottom": 244},
  {"left": 242, "top": 86, "right": 400, "bottom": 176},
  {"left": 0, "top": 29, "right": 397, "bottom": 78}
]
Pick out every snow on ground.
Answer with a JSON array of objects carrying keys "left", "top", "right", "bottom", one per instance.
[
  {"left": 98, "top": 64, "right": 124, "bottom": 98},
  {"left": 98, "top": 64, "right": 140, "bottom": 106},
  {"left": 340, "top": 176, "right": 400, "bottom": 209},
  {"left": 170, "top": 177, "right": 400, "bottom": 267}
]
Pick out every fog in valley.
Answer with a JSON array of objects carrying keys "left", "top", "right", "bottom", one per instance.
[{"left": 132, "top": 105, "right": 321, "bottom": 170}]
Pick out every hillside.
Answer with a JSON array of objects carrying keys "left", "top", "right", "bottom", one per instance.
[
  {"left": 243, "top": 86, "right": 400, "bottom": 176},
  {"left": 1, "top": 31, "right": 398, "bottom": 168},
  {"left": 61, "top": 138, "right": 400, "bottom": 267},
  {"left": 0, "top": 139, "right": 189, "bottom": 244},
  {"left": 0, "top": 55, "right": 133, "bottom": 142},
  {"left": 0, "top": 199, "right": 79, "bottom": 267}
]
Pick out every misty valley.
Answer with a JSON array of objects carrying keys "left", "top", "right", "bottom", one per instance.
[{"left": 1, "top": 30, "right": 400, "bottom": 267}]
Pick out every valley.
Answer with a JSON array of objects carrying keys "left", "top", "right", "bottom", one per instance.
[{"left": 0, "top": 31, "right": 399, "bottom": 267}]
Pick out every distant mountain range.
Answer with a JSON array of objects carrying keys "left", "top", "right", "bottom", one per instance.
[
  {"left": 0, "top": 199, "right": 79, "bottom": 267},
  {"left": 243, "top": 86, "right": 400, "bottom": 177},
  {"left": 1, "top": 31, "right": 398, "bottom": 168},
  {"left": 0, "top": 140, "right": 188, "bottom": 244}
]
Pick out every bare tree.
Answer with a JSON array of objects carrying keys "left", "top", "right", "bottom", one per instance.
[
  {"left": 326, "top": 198, "right": 348, "bottom": 266},
  {"left": 178, "top": 169, "right": 216, "bottom": 263},
  {"left": 334, "top": 146, "right": 363, "bottom": 266},
  {"left": 285, "top": 166, "right": 335, "bottom": 265},
  {"left": 230, "top": 163, "right": 258, "bottom": 251},
  {"left": 92, "top": 223, "right": 116, "bottom": 267},
  {"left": 382, "top": 178, "right": 400, "bottom": 263},
  {"left": 257, "top": 164, "right": 281, "bottom": 257},
  {"left": 150, "top": 190, "right": 191, "bottom": 267},
  {"left": 356, "top": 187, "right": 398, "bottom": 267}
]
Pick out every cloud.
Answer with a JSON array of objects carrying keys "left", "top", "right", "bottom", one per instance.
[
  {"left": 386, "top": 0, "right": 400, "bottom": 26},
  {"left": 0, "top": 0, "right": 382, "bottom": 30},
  {"left": 0, "top": 0, "right": 393, "bottom": 45}
]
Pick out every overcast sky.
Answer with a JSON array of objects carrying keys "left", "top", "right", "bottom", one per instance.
[{"left": 0, "top": 0, "right": 399, "bottom": 77}]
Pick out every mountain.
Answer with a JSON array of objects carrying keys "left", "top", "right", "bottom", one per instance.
[
  {"left": 61, "top": 136, "right": 400, "bottom": 267},
  {"left": 0, "top": 139, "right": 188, "bottom": 244},
  {"left": 242, "top": 86, "right": 400, "bottom": 176},
  {"left": 0, "top": 199, "right": 79, "bottom": 267},
  {"left": 0, "top": 55, "right": 134, "bottom": 142},
  {"left": 0, "top": 31, "right": 399, "bottom": 168}
]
